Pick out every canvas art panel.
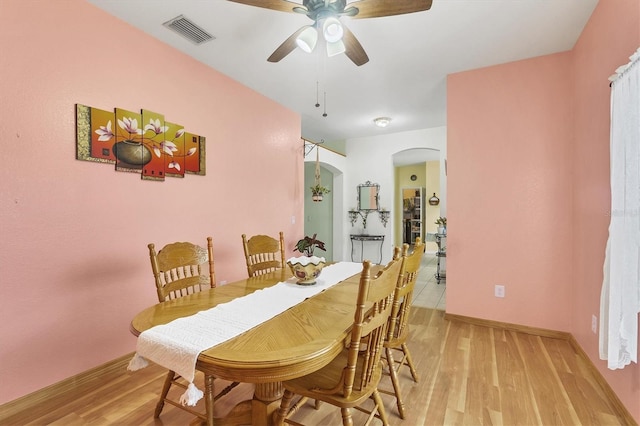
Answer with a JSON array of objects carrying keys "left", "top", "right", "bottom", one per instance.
[
  {"left": 75, "top": 104, "right": 206, "bottom": 181},
  {"left": 163, "top": 121, "right": 186, "bottom": 179}
]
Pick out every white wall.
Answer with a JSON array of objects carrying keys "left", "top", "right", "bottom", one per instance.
[{"left": 343, "top": 127, "right": 447, "bottom": 264}]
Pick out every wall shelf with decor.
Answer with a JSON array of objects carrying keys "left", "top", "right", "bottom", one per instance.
[{"left": 402, "top": 187, "right": 424, "bottom": 245}]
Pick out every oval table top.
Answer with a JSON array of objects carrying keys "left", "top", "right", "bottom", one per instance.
[{"left": 130, "top": 267, "right": 365, "bottom": 383}]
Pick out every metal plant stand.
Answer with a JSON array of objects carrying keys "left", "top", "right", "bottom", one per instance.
[{"left": 435, "top": 233, "right": 446, "bottom": 284}]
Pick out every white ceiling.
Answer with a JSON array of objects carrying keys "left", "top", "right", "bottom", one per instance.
[{"left": 86, "top": 0, "right": 598, "bottom": 143}]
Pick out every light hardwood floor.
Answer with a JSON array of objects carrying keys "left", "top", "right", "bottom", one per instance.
[
  {"left": 412, "top": 252, "right": 446, "bottom": 310},
  {"left": 2, "top": 307, "right": 631, "bottom": 425}
]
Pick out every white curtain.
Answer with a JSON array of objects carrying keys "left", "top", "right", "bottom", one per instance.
[{"left": 600, "top": 48, "right": 640, "bottom": 370}]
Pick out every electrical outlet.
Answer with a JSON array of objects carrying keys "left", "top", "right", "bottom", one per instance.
[
  {"left": 291, "top": 215, "right": 296, "bottom": 225},
  {"left": 219, "top": 280, "right": 227, "bottom": 285},
  {"left": 494, "top": 285, "right": 505, "bottom": 298},
  {"left": 592, "top": 315, "right": 598, "bottom": 334}
]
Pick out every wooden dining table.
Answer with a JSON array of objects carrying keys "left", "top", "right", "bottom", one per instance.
[{"left": 130, "top": 265, "right": 373, "bottom": 426}]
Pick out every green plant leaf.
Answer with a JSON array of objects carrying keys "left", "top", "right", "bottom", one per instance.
[{"left": 294, "top": 233, "right": 326, "bottom": 256}]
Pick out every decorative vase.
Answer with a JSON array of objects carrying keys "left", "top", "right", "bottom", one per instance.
[
  {"left": 286, "top": 256, "right": 326, "bottom": 285},
  {"left": 312, "top": 194, "right": 323, "bottom": 202},
  {"left": 438, "top": 226, "right": 445, "bottom": 234},
  {"left": 112, "top": 140, "right": 152, "bottom": 166}
]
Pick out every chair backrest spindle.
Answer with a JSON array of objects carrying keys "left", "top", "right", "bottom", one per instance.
[
  {"left": 241, "top": 232, "right": 286, "bottom": 277},
  {"left": 388, "top": 237, "right": 424, "bottom": 347},
  {"left": 148, "top": 237, "right": 216, "bottom": 302},
  {"left": 343, "top": 251, "right": 406, "bottom": 398}
]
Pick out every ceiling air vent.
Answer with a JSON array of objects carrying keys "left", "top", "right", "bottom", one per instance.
[{"left": 163, "top": 15, "right": 215, "bottom": 45}]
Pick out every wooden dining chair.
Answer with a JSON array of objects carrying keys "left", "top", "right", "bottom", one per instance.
[
  {"left": 147, "top": 237, "right": 240, "bottom": 421},
  {"left": 379, "top": 237, "right": 425, "bottom": 419},
  {"left": 273, "top": 249, "right": 407, "bottom": 426},
  {"left": 149, "top": 237, "right": 216, "bottom": 302},
  {"left": 241, "top": 231, "right": 286, "bottom": 277}
]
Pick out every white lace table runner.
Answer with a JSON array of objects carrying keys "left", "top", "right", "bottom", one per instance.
[{"left": 128, "top": 262, "right": 363, "bottom": 405}]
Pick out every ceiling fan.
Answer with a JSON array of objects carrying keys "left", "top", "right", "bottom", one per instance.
[{"left": 228, "top": 0, "right": 433, "bottom": 66}]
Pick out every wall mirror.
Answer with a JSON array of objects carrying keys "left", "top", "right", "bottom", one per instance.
[
  {"left": 357, "top": 181, "right": 380, "bottom": 211},
  {"left": 349, "top": 181, "right": 389, "bottom": 229}
]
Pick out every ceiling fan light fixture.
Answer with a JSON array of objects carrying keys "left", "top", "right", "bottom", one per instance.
[
  {"left": 322, "top": 17, "right": 344, "bottom": 43},
  {"left": 326, "top": 39, "right": 346, "bottom": 57},
  {"left": 295, "top": 26, "right": 318, "bottom": 53},
  {"left": 374, "top": 117, "right": 392, "bottom": 128}
]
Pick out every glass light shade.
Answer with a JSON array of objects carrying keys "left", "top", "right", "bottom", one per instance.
[
  {"left": 373, "top": 117, "right": 391, "bottom": 127},
  {"left": 326, "top": 39, "right": 346, "bottom": 57},
  {"left": 296, "top": 26, "right": 318, "bottom": 53},
  {"left": 322, "top": 17, "right": 344, "bottom": 43}
]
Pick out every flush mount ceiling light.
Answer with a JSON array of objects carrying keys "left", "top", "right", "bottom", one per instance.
[
  {"left": 295, "top": 26, "right": 318, "bottom": 53},
  {"left": 373, "top": 117, "right": 392, "bottom": 128}
]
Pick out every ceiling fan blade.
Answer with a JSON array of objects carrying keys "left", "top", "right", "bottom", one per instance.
[
  {"left": 267, "top": 27, "right": 307, "bottom": 63},
  {"left": 348, "top": 0, "right": 433, "bottom": 19},
  {"left": 342, "top": 26, "right": 369, "bottom": 66},
  {"left": 227, "top": 0, "right": 301, "bottom": 14}
]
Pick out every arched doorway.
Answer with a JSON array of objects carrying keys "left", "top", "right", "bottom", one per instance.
[{"left": 303, "top": 144, "right": 346, "bottom": 261}]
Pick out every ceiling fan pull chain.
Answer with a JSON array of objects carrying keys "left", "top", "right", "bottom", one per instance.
[
  {"left": 323, "top": 92, "right": 328, "bottom": 117},
  {"left": 315, "top": 81, "right": 320, "bottom": 108}
]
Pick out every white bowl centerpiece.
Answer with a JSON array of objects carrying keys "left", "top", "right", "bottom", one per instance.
[
  {"left": 287, "top": 255, "right": 326, "bottom": 285},
  {"left": 288, "top": 233, "right": 327, "bottom": 285}
]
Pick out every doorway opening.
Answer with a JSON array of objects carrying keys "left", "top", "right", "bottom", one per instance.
[{"left": 392, "top": 148, "right": 446, "bottom": 310}]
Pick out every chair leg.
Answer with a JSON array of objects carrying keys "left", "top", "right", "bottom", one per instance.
[
  {"left": 155, "top": 370, "right": 176, "bottom": 418},
  {"left": 385, "top": 347, "right": 405, "bottom": 419},
  {"left": 371, "top": 389, "right": 390, "bottom": 426},
  {"left": 273, "top": 389, "right": 295, "bottom": 425},
  {"left": 340, "top": 407, "right": 354, "bottom": 426},
  {"left": 214, "top": 381, "right": 240, "bottom": 400},
  {"left": 401, "top": 343, "right": 419, "bottom": 382}
]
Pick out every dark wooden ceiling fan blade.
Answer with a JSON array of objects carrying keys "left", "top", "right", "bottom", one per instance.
[
  {"left": 343, "top": 26, "right": 369, "bottom": 66},
  {"left": 267, "top": 27, "right": 306, "bottom": 63},
  {"left": 227, "top": 0, "right": 301, "bottom": 14},
  {"left": 349, "top": 0, "right": 433, "bottom": 19}
]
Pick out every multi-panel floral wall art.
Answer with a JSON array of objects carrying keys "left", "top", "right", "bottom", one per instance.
[{"left": 75, "top": 104, "right": 206, "bottom": 181}]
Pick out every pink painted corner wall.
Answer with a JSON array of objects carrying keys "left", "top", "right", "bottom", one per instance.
[
  {"left": 447, "top": 51, "right": 574, "bottom": 331},
  {"left": 570, "top": 0, "right": 640, "bottom": 421},
  {"left": 0, "top": 0, "right": 303, "bottom": 404},
  {"left": 448, "top": 0, "right": 639, "bottom": 420}
]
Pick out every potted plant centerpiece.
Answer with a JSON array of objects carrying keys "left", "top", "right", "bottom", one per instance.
[
  {"left": 310, "top": 184, "right": 330, "bottom": 202},
  {"left": 287, "top": 234, "right": 327, "bottom": 285}
]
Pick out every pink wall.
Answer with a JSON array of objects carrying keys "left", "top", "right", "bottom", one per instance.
[
  {"left": 571, "top": 0, "right": 640, "bottom": 421},
  {"left": 0, "top": 0, "right": 303, "bottom": 404},
  {"left": 447, "top": 52, "right": 575, "bottom": 330},
  {"left": 448, "top": 0, "right": 639, "bottom": 420}
]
